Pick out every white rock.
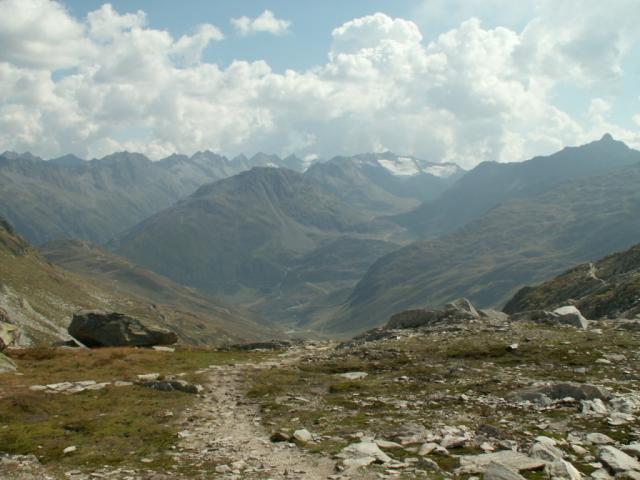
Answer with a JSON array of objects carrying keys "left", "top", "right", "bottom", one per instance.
[
  {"left": 63, "top": 446, "right": 76, "bottom": 454},
  {"left": 338, "top": 371, "right": 368, "bottom": 380},
  {"left": 293, "top": 428, "right": 312, "bottom": 443},
  {"left": 339, "top": 441, "right": 392, "bottom": 465},
  {"left": 590, "top": 468, "right": 613, "bottom": 480},
  {"left": 545, "top": 459, "right": 582, "bottom": 480},
  {"left": 137, "top": 373, "right": 160, "bottom": 381},
  {"left": 586, "top": 433, "right": 614, "bottom": 445},
  {"left": 597, "top": 446, "right": 640, "bottom": 473},
  {"left": 530, "top": 442, "right": 565, "bottom": 462},
  {"left": 622, "top": 443, "right": 640, "bottom": 459},
  {"left": 375, "top": 439, "right": 403, "bottom": 449},
  {"left": 458, "top": 451, "right": 546, "bottom": 473},
  {"left": 418, "top": 442, "right": 439, "bottom": 456}
]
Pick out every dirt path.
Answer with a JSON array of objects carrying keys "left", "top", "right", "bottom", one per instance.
[{"left": 176, "top": 350, "right": 339, "bottom": 479}]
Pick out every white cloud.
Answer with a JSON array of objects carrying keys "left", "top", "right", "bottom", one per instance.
[
  {"left": 0, "top": 0, "right": 94, "bottom": 69},
  {"left": 0, "top": 2, "right": 638, "bottom": 166},
  {"left": 231, "top": 10, "right": 291, "bottom": 36}
]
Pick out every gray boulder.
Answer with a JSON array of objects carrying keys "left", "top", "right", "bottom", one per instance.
[
  {"left": 68, "top": 310, "right": 177, "bottom": 347},
  {"left": 511, "top": 307, "right": 588, "bottom": 329},
  {"left": 597, "top": 446, "right": 640, "bottom": 473},
  {"left": 553, "top": 306, "right": 589, "bottom": 329},
  {"left": 484, "top": 462, "right": 527, "bottom": 480},
  {"left": 510, "top": 381, "right": 610, "bottom": 404},
  {"left": 387, "top": 298, "right": 480, "bottom": 330}
]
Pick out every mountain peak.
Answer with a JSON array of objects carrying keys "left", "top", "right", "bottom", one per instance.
[{"left": 600, "top": 133, "right": 614, "bottom": 142}]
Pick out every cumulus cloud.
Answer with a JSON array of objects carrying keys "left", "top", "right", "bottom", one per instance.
[
  {"left": 0, "top": 1, "right": 638, "bottom": 166},
  {"left": 231, "top": 10, "right": 291, "bottom": 36}
]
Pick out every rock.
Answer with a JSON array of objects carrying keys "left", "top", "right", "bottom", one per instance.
[
  {"left": 375, "top": 439, "right": 403, "bottom": 450},
  {"left": 445, "top": 298, "right": 480, "bottom": 318},
  {"left": 68, "top": 311, "right": 177, "bottom": 347},
  {"left": 622, "top": 444, "right": 640, "bottom": 459},
  {"left": 152, "top": 346, "right": 175, "bottom": 352},
  {"left": 137, "top": 373, "right": 160, "bottom": 381},
  {"left": 587, "top": 433, "right": 615, "bottom": 445},
  {"left": 0, "top": 321, "right": 20, "bottom": 351},
  {"left": 228, "top": 340, "right": 293, "bottom": 351},
  {"left": 458, "top": 451, "right": 546, "bottom": 473},
  {"left": 583, "top": 399, "right": 609, "bottom": 414},
  {"left": 0, "top": 352, "right": 16, "bottom": 373},
  {"left": 530, "top": 442, "right": 565, "bottom": 462},
  {"left": 597, "top": 446, "right": 640, "bottom": 473},
  {"left": 138, "top": 379, "right": 203, "bottom": 394},
  {"left": 293, "top": 429, "right": 312, "bottom": 443},
  {"left": 270, "top": 431, "right": 291, "bottom": 442},
  {"left": 545, "top": 459, "right": 582, "bottom": 480},
  {"left": 510, "top": 382, "right": 610, "bottom": 404},
  {"left": 553, "top": 306, "right": 589, "bottom": 329},
  {"left": 418, "top": 442, "right": 439, "bottom": 456},
  {"left": 511, "top": 308, "right": 587, "bottom": 329},
  {"left": 591, "top": 468, "right": 613, "bottom": 480},
  {"left": 483, "top": 462, "right": 527, "bottom": 480},
  {"left": 338, "top": 371, "right": 368, "bottom": 380},
  {"left": 441, "top": 435, "right": 468, "bottom": 449},
  {"left": 63, "top": 446, "right": 76, "bottom": 454},
  {"left": 338, "top": 441, "right": 392, "bottom": 466},
  {"left": 610, "top": 397, "right": 636, "bottom": 414},
  {"left": 386, "top": 298, "right": 481, "bottom": 329}
]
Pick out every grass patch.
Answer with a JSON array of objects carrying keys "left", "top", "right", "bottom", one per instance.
[{"left": 0, "top": 346, "right": 269, "bottom": 472}]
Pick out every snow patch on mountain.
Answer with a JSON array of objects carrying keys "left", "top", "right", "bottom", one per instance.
[
  {"left": 377, "top": 157, "right": 420, "bottom": 176},
  {"left": 423, "top": 164, "right": 460, "bottom": 178}
]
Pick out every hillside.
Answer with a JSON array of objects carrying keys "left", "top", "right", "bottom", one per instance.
[
  {"left": 393, "top": 134, "right": 640, "bottom": 238},
  {"left": 0, "top": 217, "right": 274, "bottom": 345},
  {"left": 0, "top": 151, "right": 305, "bottom": 245},
  {"left": 305, "top": 153, "right": 463, "bottom": 216},
  {"left": 504, "top": 243, "right": 640, "bottom": 319},
  {"left": 328, "top": 160, "right": 640, "bottom": 334},
  {"left": 111, "top": 167, "right": 403, "bottom": 325}
]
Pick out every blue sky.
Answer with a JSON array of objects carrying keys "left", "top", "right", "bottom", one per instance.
[{"left": 0, "top": 0, "right": 638, "bottom": 166}]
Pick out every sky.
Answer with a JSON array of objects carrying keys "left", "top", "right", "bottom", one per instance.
[{"left": 0, "top": 0, "right": 638, "bottom": 167}]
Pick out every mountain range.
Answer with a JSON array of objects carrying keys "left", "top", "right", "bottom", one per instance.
[
  {"left": 331, "top": 135, "right": 640, "bottom": 333},
  {"left": 2, "top": 134, "right": 639, "bottom": 338}
]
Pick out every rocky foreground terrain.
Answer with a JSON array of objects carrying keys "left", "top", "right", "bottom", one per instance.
[{"left": 1, "top": 297, "right": 640, "bottom": 479}]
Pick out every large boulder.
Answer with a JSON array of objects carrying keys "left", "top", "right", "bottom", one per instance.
[
  {"left": 68, "top": 311, "right": 177, "bottom": 347},
  {"left": 387, "top": 298, "right": 480, "bottom": 330}
]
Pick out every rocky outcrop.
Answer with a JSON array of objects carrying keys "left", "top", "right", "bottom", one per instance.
[
  {"left": 0, "top": 352, "right": 16, "bottom": 373},
  {"left": 511, "top": 305, "right": 589, "bottom": 330},
  {"left": 386, "top": 298, "right": 485, "bottom": 329},
  {"left": 68, "top": 311, "right": 177, "bottom": 347}
]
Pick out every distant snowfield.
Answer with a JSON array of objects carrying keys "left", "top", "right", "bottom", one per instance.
[
  {"left": 377, "top": 157, "right": 420, "bottom": 176},
  {"left": 377, "top": 157, "right": 459, "bottom": 178}
]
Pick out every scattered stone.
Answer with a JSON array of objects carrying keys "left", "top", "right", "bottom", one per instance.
[
  {"left": 553, "top": 306, "right": 589, "bottom": 329},
  {"left": 530, "top": 442, "right": 565, "bottom": 462},
  {"left": 270, "top": 431, "right": 291, "bottom": 442},
  {"left": 338, "top": 371, "right": 368, "bottom": 380},
  {"left": 375, "top": 439, "right": 403, "bottom": 450},
  {"left": 137, "top": 373, "right": 160, "bottom": 381},
  {"left": 68, "top": 310, "right": 177, "bottom": 347},
  {"left": 151, "top": 346, "right": 175, "bottom": 352},
  {"left": 63, "top": 446, "right": 76, "bottom": 455},
  {"left": 138, "top": 379, "right": 203, "bottom": 394}
]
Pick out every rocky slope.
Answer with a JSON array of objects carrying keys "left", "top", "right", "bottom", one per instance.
[
  {"left": 504, "top": 243, "right": 640, "bottom": 319},
  {"left": 0, "top": 217, "right": 274, "bottom": 345},
  {"left": 331, "top": 160, "right": 640, "bottom": 334}
]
